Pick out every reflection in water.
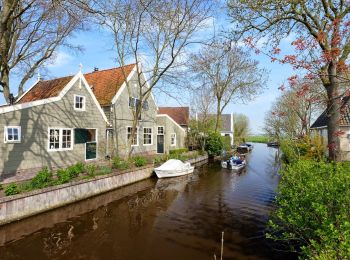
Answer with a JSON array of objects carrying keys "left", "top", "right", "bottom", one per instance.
[{"left": 0, "top": 143, "right": 296, "bottom": 260}]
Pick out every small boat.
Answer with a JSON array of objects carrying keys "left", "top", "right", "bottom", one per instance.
[
  {"left": 154, "top": 159, "right": 194, "bottom": 178},
  {"left": 267, "top": 141, "right": 279, "bottom": 147},
  {"left": 221, "top": 160, "right": 246, "bottom": 171},
  {"left": 240, "top": 143, "right": 253, "bottom": 151}
]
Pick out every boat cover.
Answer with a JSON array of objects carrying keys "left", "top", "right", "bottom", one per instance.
[{"left": 155, "top": 159, "right": 189, "bottom": 171}]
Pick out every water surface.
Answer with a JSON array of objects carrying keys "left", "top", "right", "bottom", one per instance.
[{"left": 0, "top": 143, "right": 296, "bottom": 259}]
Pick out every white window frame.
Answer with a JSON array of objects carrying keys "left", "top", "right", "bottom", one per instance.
[
  {"left": 170, "top": 133, "right": 176, "bottom": 146},
  {"left": 143, "top": 127, "right": 153, "bottom": 145},
  {"left": 48, "top": 128, "right": 74, "bottom": 152},
  {"left": 4, "top": 126, "right": 21, "bottom": 143},
  {"left": 157, "top": 126, "right": 164, "bottom": 135},
  {"left": 127, "top": 126, "right": 139, "bottom": 146},
  {"left": 74, "top": 94, "right": 86, "bottom": 111}
]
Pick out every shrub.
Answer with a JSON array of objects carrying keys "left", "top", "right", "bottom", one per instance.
[
  {"left": 133, "top": 156, "right": 147, "bottom": 167},
  {"left": 85, "top": 164, "right": 96, "bottom": 177},
  {"left": 18, "top": 182, "right": 33, "bottom": 192},
  {"left": 5, "top": 183, "right": 20, "bottom": 196},
  {"left": 153, "top": 156, "right": 163, "bottom": 165},
  {"left": 30, "top": 167, "right": 53, "bottom": 189},
  {"left": 280, "top": 136, "right": 325, "bottom": 164},
  {"left": 56, "top": 169, "right": 72, "bottom": 184},
  {"left": 205, "top": 132, "right": 223, "bottom": 156},
  {"left": 169, "top": 148, "right": 188, "bottom": 155},
  {"left": 112, "top": 156, "right": 130, "bottom": 170},
  {"left": 67, "top": 162, "right": 84, "bottom": 178},
  {"left": 97, "top": 166, "right": 112, "bottom": 175},
  {"left": 221, "top": 135, "right": 231, "bottom": 152},
  {"left": 267, "top": 160, "right": 350, "bottom": 258}
]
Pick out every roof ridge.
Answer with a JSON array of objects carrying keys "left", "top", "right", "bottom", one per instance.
[
  {"left": 83, "top": 63, "right": 136, "bottom": 76},
  {"left": 39, "top": 75, "right": 74, "bottom": 83}
]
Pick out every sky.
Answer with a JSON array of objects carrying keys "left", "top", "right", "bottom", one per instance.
[{"left": 4, "top": 7, "right": 297, "bottom": 135}]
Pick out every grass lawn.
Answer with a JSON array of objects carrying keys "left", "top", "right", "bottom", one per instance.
[{"left": 246, "top": 135, "right": 270, "bottom": 143}]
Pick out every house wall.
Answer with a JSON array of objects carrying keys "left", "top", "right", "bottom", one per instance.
[
  {"left": 0, "top": 79, "right": 107, "bottom": 181},
  {"left": 340, "top": 126, "right": 350, "bottom": 161},
  {"left": 156, "top": 115, "right": 186, "bottom": 153},
  {"left": 111, "top": 73, "right": 158, "bottom": 157}
]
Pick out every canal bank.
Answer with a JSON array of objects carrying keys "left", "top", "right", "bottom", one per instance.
[
  {"left": 0, "top": 144, "right": 297, "bottom": 260},
  {"left": 0, "top": 155, "right": 208, "bottom": 225}
]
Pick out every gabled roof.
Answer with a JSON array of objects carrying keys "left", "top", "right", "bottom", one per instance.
[
  {"left": 17, "top": 76, "right": 73, "bottom": 104},
  {"left": 311, "top": 97, "right": 350, "bottom": 128},
  {"left": 158, "top": 107, "right": 189, "bottom": 126},
  {"left": 197, "top": 113, "right": 233, "bottom": 132},
  {"left": 16, "top": 64, "right": 136, "bottom": 106}
]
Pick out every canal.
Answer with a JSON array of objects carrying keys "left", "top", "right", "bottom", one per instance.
[{"left": 0, "top": 143, "right": 296, "bottom": 259}]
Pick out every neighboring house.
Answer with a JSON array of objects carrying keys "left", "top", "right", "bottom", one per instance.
[
  {"left": 0, "top": 71, "right": 108, "bottom": 182},
  {"left": 310, "top": 98, "right": 350, "bottom": 161},
  {"left": 195, "top": 113, "right": 234, "bottom": 146},
  {"left": 158, "top": 107, "right": 189, "bottom": 130},
  {"left": 83, "top": 65, "right": 186, "bottom": 156}
]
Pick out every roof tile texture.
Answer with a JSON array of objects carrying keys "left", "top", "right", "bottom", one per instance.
[{"left": 158, "top": 107, "right": 189, "bottom": 126}]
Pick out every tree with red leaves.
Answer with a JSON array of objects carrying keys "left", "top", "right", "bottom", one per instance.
[{"left": 228, "top": 1, "right": 350, "bottom": 161}]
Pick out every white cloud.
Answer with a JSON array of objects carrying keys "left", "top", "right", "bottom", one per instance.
[{"left": 47, "top": 51, "right": 73, "bottom": 68}]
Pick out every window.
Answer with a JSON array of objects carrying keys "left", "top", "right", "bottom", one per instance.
[
  {"left": 129, "top": 97, "right": 142, "bottom": 120},
  {"left": 157, "top": 126, "right": 164, "bottom": 135},
  {"left": 170, "top": 133, "right": 176, "bottom": 146},
  {"left": 142, "top": 100, "right": 149, "bottom": 110},
  {"left": 48, "top": 128, "right": 72, "bottom": 151},
  {"left": 74, "top": 95, "right": 85, "bottom": 111},
  {"left": 4, "top": 126, "right": 21, "bottom": 143},
  {"left": 143, "top": 127, "right": 153, "bottom": 145},
  {"left": 127, "top": 127, "right": 138, "bottom": 146}
]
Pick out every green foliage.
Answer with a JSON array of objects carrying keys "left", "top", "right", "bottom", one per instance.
[
  {"left": 233, "top": 113, "right": 250, "bottom": 144},
  {"left": 221, "top": 135, "right": 231, "bottom": 151},
  {"left": 133, "top": 156, "right": 147, "bottom": 167},
  {"left": 67, "top": 162, "right": 84, "bottom": 178},
  {"left": 169, "top": 148, "right": 188, "bottom": 155},
  {"left": 5, "top": 183, "right": 20, "bottom": 196},
  {"left": 246, "top": 135, "right": 269, "bottom": 143},
  {"left": 56, "top": 169, "right": 72, "bottom": 184},
  {"left": 205, "top": 132, "right": 223, "bottom": 156},
  {"left": 0, "top": 183, "right": 2, "bottom": 190},
  {"left": 30, "top": 167, "right": 53, "bottom": 189},
  {"left": 280, "top": 136, "right": 325, "bottom": 163},
  {"left": 85, "top": 164, "right": 96, "bottom": 177},
  {"left": 268, "top": 160, "right": 350, "bottom": 258},
  {"left": 97, "top": 166, "right": 112, "bottom": 175},
  {"left": 112, "top": 156, "right": 130, "bottom": 170},
  {"left": 153, "top": 156, "right": 163, "bottom": 165}
]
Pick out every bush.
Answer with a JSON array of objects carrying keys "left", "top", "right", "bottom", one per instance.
[
  {"left": 85, "top": 164, "right": 96, "bottom": 177},
  {"left": 97, "top": 166, "right": 112, "bottom": 175},
  {"left": 56, "top": 169, "right": 72, "bottom": 184},
  {"left": 30, "top": 167, "right": 53, "bottom": 189},
  {"left": 5, "top": 183, "right": 20, "bottom": 196},
  {"left": 280, "top": 136, "right": 325, "bottom": 164},
  {"left": 222, "top": 135, "right": 231, "bottom": 152},
  {"left": 169, "top": 148, "right": 188, "bottom": 155},
  {"left": 153, "top": 156, "right": 163, "bottom": 165},
  {"left": 112, "top": 156, "right": 130, "bottom": 170},
  {"left": 267, "top": 160, "right": 350, "bottom": 258},
  {"left": 67, "top": 162, "right": 84, "bottom": 178},
  {"left": 205, "top": 132, "right": 223, "bottom": 156},
  {"left": 133, "top": 156, "right": 147, "bottom": 167}
]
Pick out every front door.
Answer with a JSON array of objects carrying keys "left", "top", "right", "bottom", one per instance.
[{"left": 157, "top": 135, "right": 164, "bottom": 153}]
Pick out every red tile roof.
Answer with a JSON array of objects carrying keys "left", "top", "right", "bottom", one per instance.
[
  {"left": 17, "top": 76, "right": 74, "bottom": 104},
  {"left": 158, "top": 107, "right": 189, "bottom": 126},
  {"left": 17, "top": 64, "right": 136, "bottom": 106}
]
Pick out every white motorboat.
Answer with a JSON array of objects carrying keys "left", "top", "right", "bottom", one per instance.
[
  {"left": 221, "top": 160, "right": 246, "bottom": 171},
  {"left": 154, "top": 159, "right": 195, "bottom": 178}
]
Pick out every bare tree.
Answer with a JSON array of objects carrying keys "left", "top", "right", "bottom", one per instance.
[
  {"left": 0, "top": 0, "right": 93, "bottom": 103},
  {"left": 190, "top": 41, "right": 266, "bottom": 132},
  {"left": 233, "top": 113, "right": 250, "bottom": 145},
  {"left": 228, "top": 0, "right": 350, "bottom": 161},
  {"left": 97, "top": 0, "right": 213, "bottom": 156}
]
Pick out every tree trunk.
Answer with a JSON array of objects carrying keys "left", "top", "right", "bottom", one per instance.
[
  {"left": 215, "top": 99, "right": 221, "bottom": 132},
  {"left": 326, "top": 63, "right": 341, "bottom": 161},
  {"left": 1, "top": 67, "right": 10, "bottom": 103}
]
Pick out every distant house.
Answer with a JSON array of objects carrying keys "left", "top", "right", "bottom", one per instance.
[
  {"left": 310, "top": 98, "right": 350, "bottom": 161},
  {"left": 158, "top": 107, "right": 189, "bottom": 130},
  {"left": 195, "top": 113, "right": 234, "bottom": 146},
  {"left": 0, "top": 71, "right": 108, "bottom": 182},
  {"left": 0, "top": 64, "right": 187, "bottom": 181}
]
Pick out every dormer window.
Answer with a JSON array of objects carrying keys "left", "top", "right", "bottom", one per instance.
[
  {"left": 74, "top": 95, "right": 85, "bottom": 111},
  {"left": 142, "top": 100, "right": 149, "bottom": 110}
]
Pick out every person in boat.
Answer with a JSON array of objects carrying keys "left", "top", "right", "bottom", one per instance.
[{"left": 230, "top": 153, "right": 243, "bottom": 165}]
